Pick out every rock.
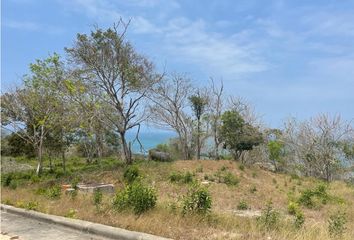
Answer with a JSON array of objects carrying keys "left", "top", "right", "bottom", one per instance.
[
  {"left": 254, "top": 162, "right": 276, "bottom": 172},
  {"left": 201, "top": 181, "right": 210, "bottom": 185},
  {"left": 76, "top": 183, "right": 115, "bottom": 193},
  {"left": 233, "top": 210, "right": 262, "bottom": 218},
  {"left": 148, "top": 149, "right": 172, "bottom": 162}
]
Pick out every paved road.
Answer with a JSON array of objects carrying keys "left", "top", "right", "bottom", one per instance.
[{"left": 0, "top": 211, "right": 110, "bottom": 240}]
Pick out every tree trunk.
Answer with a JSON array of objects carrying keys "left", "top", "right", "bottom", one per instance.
[
  {"left": 197, "top": 119, "right": 201, "bottom": 160},
  {"left": 62, "top": 150, "right": 66, "bottom": 173},
  {"left": 36, "top": 126, "right": 44, "bottom": 175},
  {"left": 120, "top": 131, "right": 132, "bottom": 164}
]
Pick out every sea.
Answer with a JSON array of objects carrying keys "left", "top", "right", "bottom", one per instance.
[{"left": 126, "top": 129, "right": 176, "bottom": 154}]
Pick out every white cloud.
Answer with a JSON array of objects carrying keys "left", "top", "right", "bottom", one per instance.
[
  {"left": 161, "top": 18, "right": 269, "bottom": 76},
  {"left": 4, "top": 20, "right": 41, "bottom": 31}
]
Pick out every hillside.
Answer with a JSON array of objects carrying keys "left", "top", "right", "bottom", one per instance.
[{"left": 1, "top": 158, "right": 354, "bottom": 240}]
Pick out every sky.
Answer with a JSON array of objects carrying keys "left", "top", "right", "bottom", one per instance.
[{"left": 2, "top": 0, "right": 354, "bottom": 129}]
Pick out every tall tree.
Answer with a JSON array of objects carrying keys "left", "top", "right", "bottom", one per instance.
[
  {"left": 189, "top": 90, "right": 208, "bottom": 160},
  {"left": 1, "top": 54, "right": 64, "bottom": 174},
  {"left": 220, "top": 110, "right": 263, "bottom": 162},
  {"left": 150, "top": 73, "right": 194, "bottom": 160},
  {"left": 66, "top": 20, "right": 162, "bottom": 164},
  {"left": 208, "top": 79, "right": 224, "bottom": 159}
]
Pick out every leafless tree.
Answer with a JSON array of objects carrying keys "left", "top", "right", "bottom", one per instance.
[
  {"left": 208, "top": 78, "right": 224, "bottom": 159},
  {"left": 228, "top": 96, "right": 262, "bottom": 127},
  {"left": 283, "top": 114, "right": 354, "bottom": 181},
  {"left": 149, "top": 73, "right": 194, "bottom": 160}
]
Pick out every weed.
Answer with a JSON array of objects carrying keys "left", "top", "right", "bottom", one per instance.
[
  {"left": 24, "top": 201, "right": 39, "bottom": 210},
  {"left": 65, "top": 208, "right": 77, "bottom": 218},
  {"left": 287, "top": 201, "right": 300, "bottom": 215},
  {"left": 196, "top": 165, "right": 203, "bottom": 173},
  {"left": 182, "top": 183, "right": 212, "bottom": 216},
  {"left": 223, "top": 172, "right": 239, "bottom": 186},
  {"left": 257, "top": 201, "right": 280, "bottom": 230},
  {"left": 46, "top": 185, "right": 61, "bottom": 199},
  {"left": 250, "top": 186, "right": 257, "bottom": 193},
  {"left": 93, "top": 189, "right": 103, "bottom": 209},
  {"left": 294, "top": 210, "right": 305, "bottom": 229},
  {"left": 237, "top": 200, "right": 249, "bottom": 210},
  {"left": 123, "top": 165, "right": 140, "bottom": 184},
  {"left": 238, "top": 164, "right": 245, "bottom": 171},
  {"left": 328, "top": 211, "right": 347, "bottom": 238},
  {"left": 113, "top": 181, "right": 157, "bottom": 215},
  {"left": 169, "top": 171, "right": 194, "bottom": 184}
]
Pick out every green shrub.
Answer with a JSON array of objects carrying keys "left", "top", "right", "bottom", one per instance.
[
  {"left": 9, "top": 180, "right": 18, "bottom": 190},
  {"left": 93, "top": 189, "right": 103, "bottom": 209},
  {"left": 294, "top": 210, "right": 305, "bottom": 229},
  {"left": 2, "top": 174, "right": 13, "bottom": 187},
  {"left": 237, "top": 200, "right": 249, "bottom": 210},
  {"left": 46, "top": 186, "right": 61, "bottom": 199},
  {"left": 328, "top": 211, "right": 347, "bottom": 238},
  {"left": 196, "top": 165, "right": 203, "bottom": 173},
  {"left": 223, "top": 172, "right": 239, "bottom": 186},
  {"left": 169, "top": 171, "right": 194, "bottom": 184},
  {"left": 257, "top": 201, "right": 280, "bottom": 230},
  {"left": 182, "top": 184, "right": 212, "bottom": 215},
  {"left": 113, "top": 181, "right": 157, "bottom": 215},
  {"left": 287, "top": 201, "right": 300, "bottom": 215},
  {"left": 238, "top": 164, "right": 245, "bottom": 171},
  {"left": 297, "top": 183, "right": 330, "bottom": 208},
  {"left": 250, "top": 185, "right": 257, "bottom": 193},
  {"left": 220, "top": 165, "right": 228, "bottom": 171},
  {"left": 24, "top": 201, "right": 39, "bottom": 210},
  {"left": 123, "top": 165, "right": 140, "bottom": 184},
  {"left": 65, "top": 208, "right": 77, "bottom": 218}
]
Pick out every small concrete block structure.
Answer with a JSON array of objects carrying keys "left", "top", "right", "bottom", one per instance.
[{"left": 76, "top": 183, "right": 115, "bottom": 193}]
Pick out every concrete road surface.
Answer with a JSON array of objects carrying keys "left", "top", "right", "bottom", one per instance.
[{"left": 0, "top": 211, "right": 111, "bottom": 240}]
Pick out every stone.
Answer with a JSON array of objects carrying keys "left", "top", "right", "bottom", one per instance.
[{"left": 76, "top": 183, "right": 115, "bottom": 193}]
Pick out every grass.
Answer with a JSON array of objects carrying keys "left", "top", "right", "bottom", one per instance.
[{"left": 1, "top": 158, "right": 354, "bottom": 240}]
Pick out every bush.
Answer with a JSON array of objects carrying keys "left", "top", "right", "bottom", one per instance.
[
  {"left": 169, "top": 171, "right": 194, "bottom": 184},
  {"left": 2, "top": 174, "right": 13, "bottom": 187},
  {"left": 24, "top": 201, "right": 39, "bottom": 210},
  {"left": 239, "top": 164, "right": 245, "bottom": 171},
  {"left": 294, "top": 210, "right": 305, "bottom": 229},
  {"left": 287, "top": 201, "right": 300, "bottom": 215},
  {"left": 93, "top": 189, "right": 103, "bottom": 209},
  {"left": 223, "top": 172, "right": 239, "bottom": 186},
  {"left": 250, "top": 185, "right": 257, "bottom": 193},
  {"left": 237, "top": 200, "right": 249, "bottom": 210},
  {"left": 297, "top": 183, "right": 330, "bottom": 208},
  {"left": 328, "top": 211, "right": 347, "bottom": 238},
  {"left": 182, "top": 184, "right": 212, "bottom": 215},
  {"left": 46, "top": 186, "right": 61, "bottom": 199},
  {"left": 9, "top": 180, "right": 18, "bottom": 190},
  {"left": 257, "top": 201, "right": 280, "bottom": 230},
  {"left": 113, "top": 181, "right": 157, "bottom": 215},
  {"left": 123, "top": 165, "right": 140, "bottom": 184},
  {"left": 65, "top": 208, "right": 77, "bottom": 218}
]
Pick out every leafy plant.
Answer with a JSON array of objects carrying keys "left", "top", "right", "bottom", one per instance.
[
  {"left": 123, "top": 165, "right": 140, "bottom": 184},
  {"left": 169, "top": 171, "right": 194, "bottom": 184},
  {"left": 287, "top": 201, "right": 300, "bottom": 215},
  {"left": 46, "top": 185, "right": 61, "bottom": 199},
  {"left": 113, "top": 181, "right": 157, "bottom": 215},
  {"left": 182, "top": 184, "right": 212, "bottom": 215},
  {"left": 93, "top": 189, "right": 103, "bottom": 209},
  {"left": 65, "top": 208, "right": 77, "bottom": 218},
  {"left": 328, "top": 211, "right": 347, "bottom": 238},
  {"left": 257, "top": 201, "right": 280, "bottom": 230},
  {"left": 237, "top": 200, "right": 249, "bottom": 210}
]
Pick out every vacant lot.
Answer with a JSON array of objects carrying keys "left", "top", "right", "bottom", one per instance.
[{"left": 1, "top": 158, "right": 354, "bottom": 240}]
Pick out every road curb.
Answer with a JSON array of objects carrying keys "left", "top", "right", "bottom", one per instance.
[{"left": 1, "top": 204, "right": 172, "bottom": 240}]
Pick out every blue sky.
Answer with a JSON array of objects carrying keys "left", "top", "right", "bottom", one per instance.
[{"left": 2, "top": 0, "right": 354, "bottom": 128}]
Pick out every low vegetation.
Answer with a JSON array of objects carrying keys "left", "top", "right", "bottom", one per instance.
[{"left": 2, "top": 158, "right": 354, "bottom": 240}]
